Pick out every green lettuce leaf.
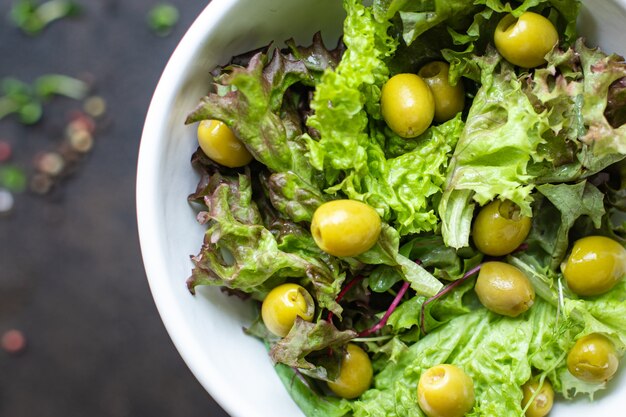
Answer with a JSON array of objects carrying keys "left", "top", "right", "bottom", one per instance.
[
  {"left": 439, "top": 49, "right": 550, "bottom": 248},
  {"left": 331, "top": 117, "right": 463, "bottom": 236},
  {"left": 307, "top": 0, "right": 462, "bottom": 236},
  {"left": 529, "top": 181, "right": 605, "bottom": 270},
  {"left": 306, "top": 0, "right": 397, "bottom": 177},
  {"left": 509, "top": 255, "right": 626, "bottom": 398},
  {"left": 274, "top": 363, "right": 351, "bottom": 417},
  {"left": 359, "top": 224, "right": 444, "bottom": 297},
  {"left": 353, "top": 308, "right": 535, "bottom": 417}
]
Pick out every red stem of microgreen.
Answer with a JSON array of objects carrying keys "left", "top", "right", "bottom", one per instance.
[
  {"left": 327, "top": 275, "right": 364, "bottom": 323},
  {"left": 358, "top": 280, "right": 411, "bottom": 337},
  {"left": 419, "top": 263, "right": 482, "bottom": 335}
]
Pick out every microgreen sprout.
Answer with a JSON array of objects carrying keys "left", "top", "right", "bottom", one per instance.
[
  {"left": 9, "top": 0, "right": 80, "bottom": 36},
  {"left": 0, "top": 75, "right": 88, "bottom": 124},
  {"left": 147, "top": 3, "right": 179, "bottom": 36}
]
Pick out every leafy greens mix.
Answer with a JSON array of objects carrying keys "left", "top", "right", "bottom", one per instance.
[{"left": 184, "top": 0, "right": 626, "bottom": 416}]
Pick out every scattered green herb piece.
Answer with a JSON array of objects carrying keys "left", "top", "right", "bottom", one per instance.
[
  {"left": 0, "top": 75, "right": 88, "bottom": 124},
  {"left": 0, "top": 165, "right": 27, "bottom": 193},
  {"left": 147, "top": 3, "right": 179, "bottom": 36},
  {"left": 9, "top": 0, "right": 81, "bottom": 36}
]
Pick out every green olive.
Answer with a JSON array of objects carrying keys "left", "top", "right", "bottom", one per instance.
[
  {"left": 475, "top": 262, "right": 535, "bottom": 317},
  {"left": 327, "top": 344, "right": 373, "bottom": 399},
  {"left": 197, "top": 119, "right": 253, "bottom": 168},
  {"left": 381, "top": 73, "right": 435, "bottom": 138},
  {"left": 561, "top": 236, "right": 626, "bottom": 296},
  {"left": 472, "top": 199, "right": 532, "bottom": 256},
  {"left": 261, "top": 283, "right": 314, "bottom": 337},
  {"left": 522, "top": 379, "right": 554, "bottom": 417},
  {"left": 567, "top": 333, "right": 619, "bottom": 383},
  {"left": 494, "top": 12, "right": 559, "bottom": 68},
  {"left": 311, "top": 200, "right": 382, "bottom": 257},
  {"left": 417, "top": 364, "right": 475, "bottom": 417},
  {"left": 418, "top": 61, "right": 465, "bottom": 123}
]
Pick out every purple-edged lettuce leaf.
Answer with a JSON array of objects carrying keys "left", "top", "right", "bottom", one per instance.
[
  {"left": 525, "top": 40, "right": 626, "bottom": 181},
  {"left": 270, "top": 318, "right": 357, "bottom": 378},
  {"left": 187, "top": 165, "right": 346, "bottom": 314}
]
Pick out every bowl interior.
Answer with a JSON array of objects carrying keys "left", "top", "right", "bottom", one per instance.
[{"left": 137, "top": 1, "right": 626, "bottom": 416}]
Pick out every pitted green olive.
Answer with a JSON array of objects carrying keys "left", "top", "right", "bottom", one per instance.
[
  {"left": 327, "top": 344, "right": 373, "bottom": 399},
  {"left": 522, "top": 379, "right": 554, "bottom": 417},
  {"left": 494, "top": 12, "right": 559, "bottom": 68},
  {"left": 561, "top": 236, "right": 626, "bottom": 296},
  {"left": 197, "top": 119, "right": 253, "bottom": 168},
  {"left": 381, "top": 73, "right": 435, "bottom": 138},
  {"left": 567, "top": 333, "right": 619, "bottom": 383},
  {"left": 417, "top": 364, "right": 475, "bottom": 417},
  {"left": 472, "top": 199, "right": 531, "bottom": 256},
  {"left": 261, "top": 283, "right": 314, "bottom": 337},
  {"left": 475, "top": 262, "right": 535, "bottom": 317},
  {"left": 418, "top": 61, "right": 465, "bottom": 123},
  {"left": 311, "top": 200, "right": 382, "bottom": 257}
]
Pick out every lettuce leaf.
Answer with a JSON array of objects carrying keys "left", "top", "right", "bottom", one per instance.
[
  {"left": 439, "top": 48, "right": 550, "bottom": 248},
  {"left": 530, "top": 181, "right": 605, "bottom": 270},
  {"left": 274, "top": 363, "right": 351, "bottom": 417},
  {"left": 509, "top": 255, "right": 626, "bottom": 398},
  {"left": 186, "top": 163, "right": 347, "bottom": 314},
  {"left": 525, "top": 40, "right": 626, "bottom": 181},
  {"left": 307, "top": 0, "right": 460, "bottom": 236},
  {"left": 270, "top": 318, "right": 357, "bottom": 376}
]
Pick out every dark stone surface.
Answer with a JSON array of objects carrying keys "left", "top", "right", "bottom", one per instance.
[{"left": 0, "top": 1, "right": 229, "bottom": 416}]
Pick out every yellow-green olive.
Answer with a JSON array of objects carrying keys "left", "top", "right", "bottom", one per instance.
[
  {"left": 472, "top": 199, "right": 532, "bottom": 256},
  {"left": 381, "top": 73, "right": 435, "bottom": 138},
  {"left": 197, "top": 119, "right": 253, "bottom": 168},
  {"left": 561, "top": 236, "right": 626, "bottom": 296},
  {"left": 418, "top": 61, "right": 465, "bottom": 123},
  {"left": 311, "top": 200, "right": 382, "bottom": 257},
  {"left": 327, "top": 343, "right": 373, "bottom": 399},
  {"left": 417, "top": 364, "right": 475, "bottom": 417},
  {"left": 475, "top": 262, "right": 535, "bottom": 317},
  {"left": 494, "top": 12, "right": 559, "bottom": 68},
  {"left": 261, "top": 283, "right": 314, "bottom": 337},
  {"left": 522, "top": 379, "right": 554, "bottom": 417},
  {"left": 567, "top": 333, "right": 619, "bottom": 383}
]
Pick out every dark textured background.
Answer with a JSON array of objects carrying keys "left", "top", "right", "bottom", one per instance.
[{"left": 0, "top": 1, "right": 230, "bottom": 416}]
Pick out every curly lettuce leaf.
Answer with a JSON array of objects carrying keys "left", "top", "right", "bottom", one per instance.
[
  {"left": 260, "top": 170, "right": 327, "bottom": 223},
  {"left": 307, "top": 0, "right": 462, "bottom": 236},
  {"left": 186, "top": 48, "right": 313, "bottom": 178},
  {"left": 306, "top": 0, "right": 396, "bottom": 176},
  {"left": 526, "top": 41, "right": 626, "bottom": 181},
  {"left": 187, "top": 166, "right": 346, "bottom": 314},
  {"left": 270, "top": 319, "right": 357, "bottom": 375},
  {"left": 439, "top": 49, "right": 550, "bottom": 248}
]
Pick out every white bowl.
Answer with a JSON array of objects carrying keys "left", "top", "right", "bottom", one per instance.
[{"left": 137, "top": 1, "right": 626, "bottom": 416}]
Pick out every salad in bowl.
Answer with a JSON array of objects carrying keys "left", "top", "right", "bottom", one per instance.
[{"left": 138, "top": 0, "right": 626, "bottom": 416}]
